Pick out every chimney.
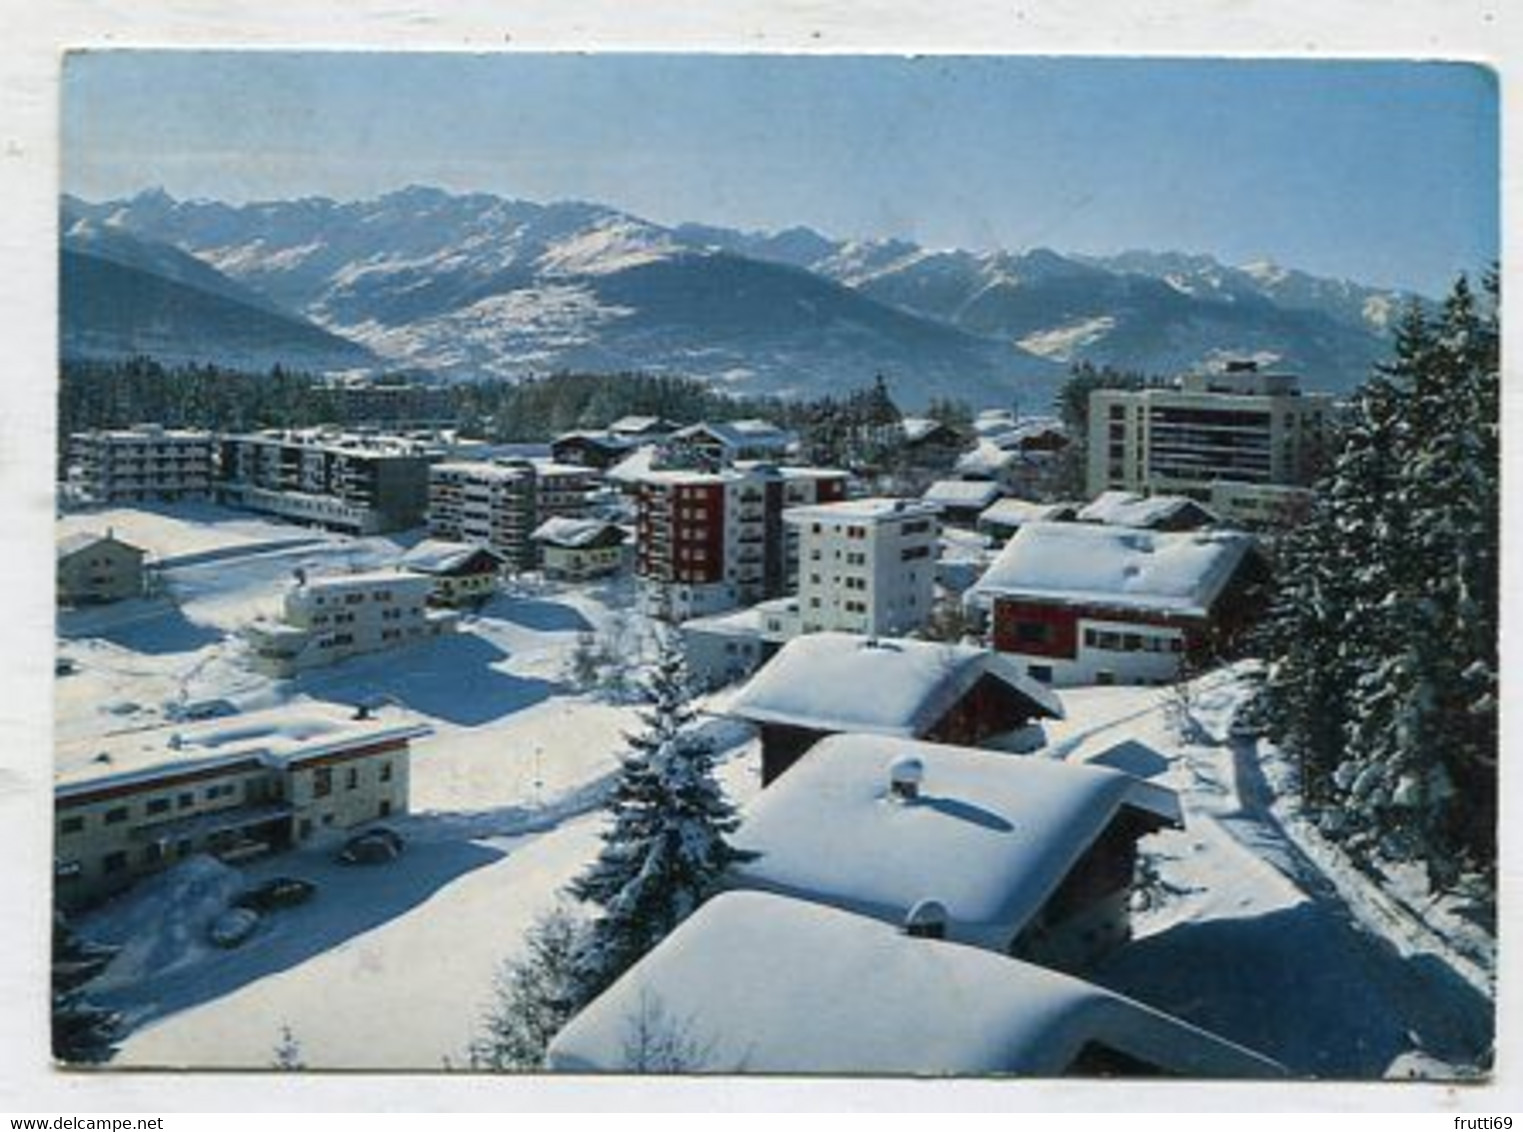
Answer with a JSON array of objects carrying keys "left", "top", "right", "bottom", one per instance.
[
  {"left": 903, "top": 899, "right": 948, "bottom": 940},
  {"left": 888, "top": 755, "right": 924, "bottom": 802}
]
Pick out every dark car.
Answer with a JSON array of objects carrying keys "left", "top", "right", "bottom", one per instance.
[
  {"left": 233, "top": 877, "right": 316, "bottom": 912},
  {"left": 336, "top": 827, "right": 405, "bottom": 865}
]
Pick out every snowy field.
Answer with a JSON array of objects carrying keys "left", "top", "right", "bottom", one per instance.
[{"left": 57, "top": 503, "right": 1495, "bottom": 1078}]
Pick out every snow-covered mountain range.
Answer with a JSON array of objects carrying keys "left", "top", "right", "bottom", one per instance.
[{"left": 62, "top": 186, "right": 1421, "bottom": 404}]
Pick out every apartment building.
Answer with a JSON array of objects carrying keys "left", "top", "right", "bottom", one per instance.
[
  {"left": 529, "top": 459, "right": 596, "bottom": 523},
  {"left": 326, "top": 378, "right": 455, "bottom": 428},
  {"left": 634, "top": 464, "right": 847, "bottom": 621},
  {"left": 1087, "top": 364, "right": 1333, "bottom": 523},
  {"left": 245, "top": 569, "right": 457, "bottom": 678},
  {"left": 54, "top": 704, "right": 426, "bottom": 909},
  {"left": 66, "top": 425, "right": 215, "bottom": 504},
  {"left": 217, "top": 428, "right": 435, "bottom": 535},
  {"left": 427, "top": 461, "right": 537, "bottom": 569},
  {"left": 787, "top": 498, "right": 940, "bottom": 637}
]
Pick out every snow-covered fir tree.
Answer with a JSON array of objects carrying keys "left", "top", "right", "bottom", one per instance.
[
  {"left": 1260, "top": 272, "right": 1498, "bottom": 891},
  {"left": 566, "top": 627, "right": 752, "bottom": 1001},
  {"left": 470, "top": 904, "right": 584, "bottom": 1071}
]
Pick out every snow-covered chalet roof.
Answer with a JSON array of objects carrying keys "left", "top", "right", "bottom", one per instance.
[
  {"left": 724, "top": 631, "right": 1062, "bottom": 736},
  {"left": 57, "top": 530, "right": 144, "bottom": 561},
  {"left": 921, "top": 479, "right": 1004, "bottom": 510},
  {"left": 1077, "top": 490, "right": 1220, "bottom": 530},
  {"left": 729, "top": 734, "right": 1179, "bottom": 951},
  {"left": 546, "top": 891, "right": 1278, "bottom": 1076},
  {"left": 673, "top": 419, "right": 795, "bottom": 451},
  {"left": 978, "top": 498, "right": 1079, "bottom": 530},
  {"left": 530, "top": 516, "right": 626, "bottom": 549},
  {"left": 970, "top": 521, "right": 1258, "bottom": 617},
  {"left": 398, "top": 538, "right": 504, "bottom": 575}
]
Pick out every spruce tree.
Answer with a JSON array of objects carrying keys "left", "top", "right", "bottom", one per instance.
[
  {"left": 470, "top": 904, "right": 584, "bottom": 1070},
  {"left": 566, "top": 628, "right": 751, "bottom": 1000}
]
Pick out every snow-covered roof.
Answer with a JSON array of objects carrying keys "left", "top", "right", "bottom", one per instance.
[
  {"left": 978, "top": 498, "right": 1079, "bottom": 529},
  {"left": 673, "top": 419, "right": 795, "bottom": 450},
  {"left": 1077, "top": 490, "right": 1220, "bottom": 530},
  {"left": 602, "top": 444, "right": 662, "bottom": 485},
  {"left": 528, "top": 458, "right": 596, "bottom": 480},
  {"left": 922, "top": 479, "right": 1004, "bottom": 510},
  {"left": 680, "top": 605, "right": 765, "bottom": 639},
  {"left": 725, "top": 631, "right": 1062, "bottom": 736},
  {"left": 57, "top": 530, "right": 144, "bottom": 560},
  {"left": 531, "top": 516, "right": 625, "bottom": 548},
  {"left": 224, "top": 428, "right": 432, "bottom": 458},
  {"left": 783, "top": 496, "right": 940, "bottom": 525},
  {"left": 55, "top": 703, "right": 431, "bottom": 798},
  {"left": 988, "top": 417, "right": 1068, "bottom": 449},
  {"left": 547, "top": 892, "right": 1277, "bottom": 1076},
  {"left": 397, "top": 539, "right": 504, "bottom": 575},
  {"left": 955, "top": 439, "right": 1021, "bottom": 476},
  {"left": 730, "top": 734, "right": 1179, "bottom": 950},
  {"left": 294, "top": 568, "right": 433, "bottom": 593},
  {"left": 970, "top": 522, "right": 1257, "bottom": 617},
  {"left": 429, "top": 460, "right": 531, "bottom": 482},
  {"left": 552, "top": 429, "right": 637, "bottom": 452},
  {"left": 607, "top": 415, "right": 673, "bottom": 435},
  {"left": 900, "top": 416, "right": 958, "bottom": 444},
  {"left": 973, "top": 409, "right": 1020, "bottom": 436}
]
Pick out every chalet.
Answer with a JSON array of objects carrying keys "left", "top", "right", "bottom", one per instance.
[
  {"left": 56, "top": 530, "right": 146, "bottom": 605},
  {"left": 397, "top": 538, "right": 505, "bottom": 607},
  {"left": 1077, "top": 490, "right": 1220, "bottom": 532},
  {"left": 549, "top": 430, "right": 637, "bottom": 470},
  {"left": 532, "top": 516, "right": 627, "bottom": 582},
  {"left": 898, "top": 416, "right": 966, "bottom": 471},
  {"left": 723, "top": 631, "right": 1063, "bottom": 784},
  {"left": 729, "top": 733, "right": 1181, "bottom": 970},
  {"left": 670, "top": 419, "right": 795, "bottom": 464},
  {"left": 546, "top": 892, "right": 1283, "bottom": 1076},
  {"left": 921, "top": 479, "right": 1003, "bottom": 526},
  {"left": 977, "top": 498, "right": 1080, "bottom": 544},
  {"left": 969, "top": 522, "right": 1267, "bottom": 687},
  {"left": 956, "top": 418, "right": 1071, "bottom": 496},
  {"left": 607, "top": 415, "right": 678, "bottom": 440},
  {"left": 54, "top": 704, "right": 428, "bottom": 909}
]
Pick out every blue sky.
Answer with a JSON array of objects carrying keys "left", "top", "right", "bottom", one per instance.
[{"left": 62, "top": 52, "right": 1497, "bottom": 296}]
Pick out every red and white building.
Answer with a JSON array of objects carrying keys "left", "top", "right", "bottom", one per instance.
[
  {"left": 634, "top": 464, "right": 847, "bottom": 620},
  {"left": 969, "top": 521, "right": 1267, "bottom": 687}
]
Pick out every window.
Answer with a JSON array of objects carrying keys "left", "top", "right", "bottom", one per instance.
[
  {"left": 1028, "top": 664, "right": 1054, "bottom": 684},
  {"left": 146, "top": 798, "right": 171, "bottom": 816},
  {"left": 346, "top": 767, "right": 359, "bottom": 790},
  {"left": 901, "top": 545, "right": 930, "bottom": 562},
  {"left": 313, "top": 767, "right": 333, "bottom": 798},
  {"left": 102, "top": 851, "right": 128, "bottom": 874},
  {"left": 104, "top": 807, "right": 129, "bottom": 825},
  {"left": 59, "top": 815, "right": 84, "bottom": 836}
]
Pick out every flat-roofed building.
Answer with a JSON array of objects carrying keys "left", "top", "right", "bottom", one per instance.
[
  {"left": 1088, "top": 364, "right": 1333, "bottom": 523},
  {"left": 427, "top": 461, "right": 537, "bottom": 569},
  {"left": 54, "top": 704, "right": 428, "bottom": 908},
  {"left": 217, "top": 428, "right": 435, "bottom": 534},
  {"left": 244, "top": 569, "right": 457, "bottom": 678},
  {"left": 787, "top": 497, "right": 939, "bottom": 637},
  {"left": 67, "top": 425, "right": 215, "bottom": 504}
]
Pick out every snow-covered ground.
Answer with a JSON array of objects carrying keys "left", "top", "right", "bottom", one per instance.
[{"left": 57, "top": 503, "right": 1495, "bottom": 1078}]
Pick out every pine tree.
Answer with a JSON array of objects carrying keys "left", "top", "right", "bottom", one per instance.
[
  {"left": 566, "top": 628, "right": 751, "bottom": 1000},
  {"left": 470, "top": 905, "right": 584, "bottom": 1071},
  {"left": 51, "top": 912, "right": 121, "bottom": 1065}
]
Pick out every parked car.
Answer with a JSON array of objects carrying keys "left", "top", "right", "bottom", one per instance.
[
  {"left": 233, "top": 877, "right": 316, "bottom": 912},
  {"left": 208, "top": 907, "right": 260, "bottom": 949},
  {"left": 336, "top": 827, "right": 405, "bottom": 865}
]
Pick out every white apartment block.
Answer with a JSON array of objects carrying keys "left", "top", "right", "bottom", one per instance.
[
  {"left": 428, "top": 462, "right": 538, "bottom": 570},
  {"left": 54, "top": 704, "right": 426, "bottom": 909},
  {"left": 66, "top": 425, "right": 215, "bottom": 504},
  {"left": 787, "top": 498, "right": 940, "bottom": 637},
  {"left": 218, "top": 428, "right": 435, "bottom": 535},
  {"left": 245, "top": 569, "right": 457, "bottom": 677},
  {"left": 1088, "top": 365, "right": 1333, "bottom": 523}
]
